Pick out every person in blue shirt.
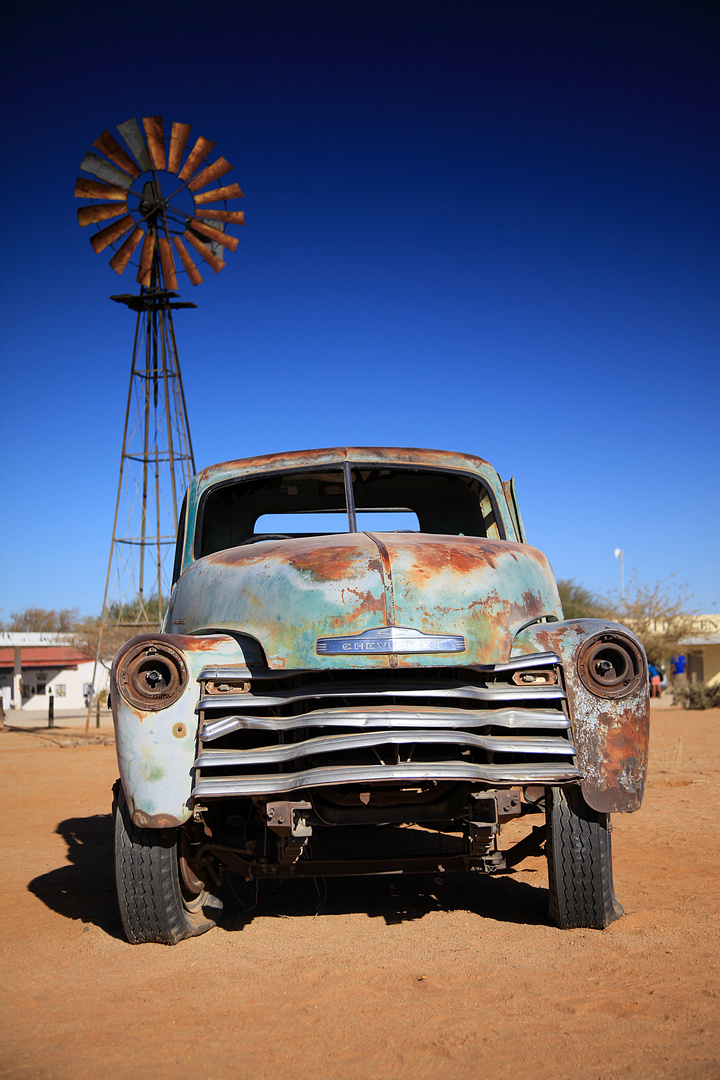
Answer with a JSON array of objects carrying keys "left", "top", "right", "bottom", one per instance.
[{"left": 671, "top": 655, "right": 687, "bottom": 686}]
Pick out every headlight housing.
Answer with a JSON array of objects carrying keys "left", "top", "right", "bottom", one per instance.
[
  {"left": 116, "top": 640, "right": 188, "bottom": 711},
  {"left": 576, "top": 632, "right": 645, "bottom": 700}
]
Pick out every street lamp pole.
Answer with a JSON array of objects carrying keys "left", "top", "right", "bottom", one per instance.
[{"left": 614, "top": 548, "right": 625, "bottom": 613}]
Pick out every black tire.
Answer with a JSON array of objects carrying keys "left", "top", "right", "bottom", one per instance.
[
  {"left": 113, "top": 781, "right": 223, "bottom": 944},
  {"left": 546, "top": 784, "right": 623, "bottom": 930}
]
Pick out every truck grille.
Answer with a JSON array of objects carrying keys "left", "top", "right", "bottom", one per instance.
[{"left": 190, "top": 651, "right": 580, "bottom": 799}]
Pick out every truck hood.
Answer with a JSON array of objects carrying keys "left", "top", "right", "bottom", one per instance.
[{"left": 166, "top": 532, "right": 563, "bottom": 669}]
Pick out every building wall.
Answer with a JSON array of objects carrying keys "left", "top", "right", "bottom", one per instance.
[
  {"left": 0, "top": 661, "right": 109, "bottom": 712},
  {"left": 702, "top": 645, "right": 720, "bottom": 687},
  {"left": 677, "top": 616, "right": 720, "bottom": 688},
  {"left": 0, "top": 633, "right": 109, "bottom": 713}
]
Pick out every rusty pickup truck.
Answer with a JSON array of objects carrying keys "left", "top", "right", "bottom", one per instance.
[{"left": 111, "top": 447, "right": 649, "bottom": 943}]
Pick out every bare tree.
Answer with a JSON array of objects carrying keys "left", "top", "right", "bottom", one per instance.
[
  {"left": 558, "top": 576, "right": 697, "bottom": 665},
  {"left": 557, "top": 579, "right": 603, "bottom": 620},
  {"left": 6, "top": 607, "right": 80, "bottom": 633},
  {"left": 599, "top": 575, "right": 698, "bottom": 665}
]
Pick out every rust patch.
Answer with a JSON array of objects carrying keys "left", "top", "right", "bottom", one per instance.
[
  {"left": 132, "top": 809, "right": 184, "bottom": 829},
  {"left": 205, "top": 535, "right": 379, "bottom": 583},
  {"left": 115, "top": 632, "right": 235, "bottom": 658},
  {"left": 345, "top": 588, "right": 386, "bottom": 617},
  {"left": 285, "top": 538, "right": 377, "bottom": 581}
]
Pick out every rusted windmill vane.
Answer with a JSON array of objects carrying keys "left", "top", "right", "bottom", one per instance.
[{"left": 75, "top": 115, "right": 244, "bottom": 701}]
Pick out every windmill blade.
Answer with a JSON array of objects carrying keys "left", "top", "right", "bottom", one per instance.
[
  {"left": 168, "top": 122, "right": 192, "bottom": 174},
  {"left": 78, "top": 202, "right": 128, "bottom": 227},
  {"left": 187, "top": 157, "right": 234, "bottom": 192},
  {"left": 195, "top": 208, "right": 245, "bottom": 224},
  {"left": 93, "top": 131, "right": 141, "bottom": 178},
  {"left": 74, "top": 177, "right": 128, "bottom": 201},
  {"left": 178, "top": 136, "right": 216, "bottom": 181},
  {"left": 116, "top": 118, "right": 152, "bottom": 171},
  {"left": 109, "top": 227, "right": 144, "bottom": 274},
  {"left": 80, "top": 152, "right": 133, "bottom": 190},
  {"left": 173, "top": 236, "right": 204, "bottom": 285},
  {"left": 183, "top": 229, "right": 225, "bottom": 273},
  {"left": 136, "top": 231, "right": 156, "bottom": 285},
  {"left": 189, "top": 218, "right": 239, "bottom": 252},
  {"left": 193, "top": 183, "right": 244, "bottom": 205},
  {"left": 158, "top": 237, "right": 178, "bottom": 291},
  {"left": 143, "top": 116, "right": 166, "bottom": 170},
  {"left": 90, "top": 214, "right": 136, "bottom": 254}
]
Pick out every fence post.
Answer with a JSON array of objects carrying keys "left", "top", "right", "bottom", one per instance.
[
  {"left": 48, "top": 693, "right": 54, "bottom": 728},
  {"left": 96, "top": 697, "right": 101, "bottom": 728}
]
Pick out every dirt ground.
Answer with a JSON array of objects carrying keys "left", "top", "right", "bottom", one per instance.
[{"left": 1, "top": 700, "right": 718, "bottom": 1080}]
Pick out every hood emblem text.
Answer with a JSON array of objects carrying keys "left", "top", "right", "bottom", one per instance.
[{"left": 316, "top": 626, "right": 466, "bottom": 655}]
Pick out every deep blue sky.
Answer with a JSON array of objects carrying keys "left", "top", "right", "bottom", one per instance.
[{"left": 1, "top": 0, "right": 718, "bottom": 617}]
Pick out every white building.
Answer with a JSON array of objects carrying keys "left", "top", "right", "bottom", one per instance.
[{"left": 0, "top": 632, "right": 109, "bottom": 713}]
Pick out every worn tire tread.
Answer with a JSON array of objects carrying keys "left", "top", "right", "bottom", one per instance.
[{"left": 546, "top": 785, "right": 623, "bottom": 930}]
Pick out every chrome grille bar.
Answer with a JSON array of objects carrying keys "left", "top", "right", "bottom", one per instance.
[
  {"left": 193, "top": 760, "right": 581, "bottom": 798},
  {"left": 195, "top": 728, "right": 576, "bottom": 767},
  {"left": 197, "top": 683, "right": 566, "bottom": 712},
  {"left": 200, "top": 706, "right": 570, "bottom": 741}
]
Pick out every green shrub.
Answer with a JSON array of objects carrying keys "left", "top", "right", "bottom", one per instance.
[{"left": 672, "top": 683, "right": 720, "bottom": 710}]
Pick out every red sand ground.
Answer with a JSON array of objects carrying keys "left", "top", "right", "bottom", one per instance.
[{"left": 1, "top": 700, "right": 718, "bottom": 1080}]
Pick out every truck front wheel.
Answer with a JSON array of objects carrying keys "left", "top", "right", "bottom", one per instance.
[
  {"left": 546, "top": 784, "right": 623, "bottom": 930},
  {"left": 113, "top": 781, "right": 223, "bottom": 944}
]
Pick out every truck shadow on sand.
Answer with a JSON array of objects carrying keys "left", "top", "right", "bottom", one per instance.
[{"left": 28, "top": 813, "right": 549, "bottom": 939}]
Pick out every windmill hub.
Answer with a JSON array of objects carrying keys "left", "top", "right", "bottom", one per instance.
[{"left": 139, "top": 180, "right": 165, "bottom": 220}]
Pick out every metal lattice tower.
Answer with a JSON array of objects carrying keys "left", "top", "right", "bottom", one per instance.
[{"left": 75, "top": 115, "right": 244, "bottom": 685}]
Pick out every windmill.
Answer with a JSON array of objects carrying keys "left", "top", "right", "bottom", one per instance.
[{"left": 75, "top": 115, "right": 244, "bottom": 696}]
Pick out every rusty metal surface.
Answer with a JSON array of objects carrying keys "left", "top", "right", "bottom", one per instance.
[
  {"left": 188, "top": 218, "right": 239, "bottom": 251},
  {"left": 187, "top": 157, "right": 234, "bottom": 192},
  {"left": 192, "top": 447, "right": 495, "bottom": 493},
  {"left": 143, "top": 115, "right": 166, "bottom": 170},
  {"left": 158, "top": 236, "right": 178, "bottom": 290},
  {"left": 168, "top": 121, "right": 192, "bottom": 173},
  {"left": 173, "top": 236, "right": 204, "bottom": 285},
  {"left": 195, "top": 209, "right": 245, "bottom": 224},
  {"left": 89, "top": 214, "right": 135, "bottom": 254},
  {"left": 179, "top": 136, "right": 216, "bottom": 181},
  {"left": 112, "top": 634, "right": 249, "bottom": 826},
  {"left": 193, "top": 182, "right": 243, "bottom": 204},
  {"left": 167, "top": 531, "right": 561, "bottom": 670},
  {"left": 74, "top": 177, "right": 128, "bottom": 201},
  {"left": 136, "top": 232, "right": 155, "bottom": 286},
  {"left": 93, "top": 130, "right": 141, "bottom": 178},
  {"left": 181, "top": 446, "right": 515, "bottom": 585},
  {"left": 183, "top": 229, "right": 225, "bottom": 273},
  {"left": 512, "top": 619, "right": 650, "bottom": 812},
  {"left": 109, "top": 226, "right": 144, "bottom": 274},
  {"left": 77, "top": 201, "right": 128, "bottom": 227},
  {"left": 198, "top": 847, "right": 514, "bottom": 880}
]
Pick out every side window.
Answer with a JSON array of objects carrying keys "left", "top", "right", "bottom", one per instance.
[
  {"left": 480, "top": 491, "right": 500, "bottom": 538},
  {"left": 171, "top": 492, "right": 188, "bottom": 588}
]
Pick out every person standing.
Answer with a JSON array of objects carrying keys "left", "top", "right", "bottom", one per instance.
[{"left": 671, "top": 654, "right": 687, "bottom": 687}]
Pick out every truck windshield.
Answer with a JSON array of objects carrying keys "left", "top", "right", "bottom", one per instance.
[{"left": 196, "top": 464, "right": 502, "bottom": 557}]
